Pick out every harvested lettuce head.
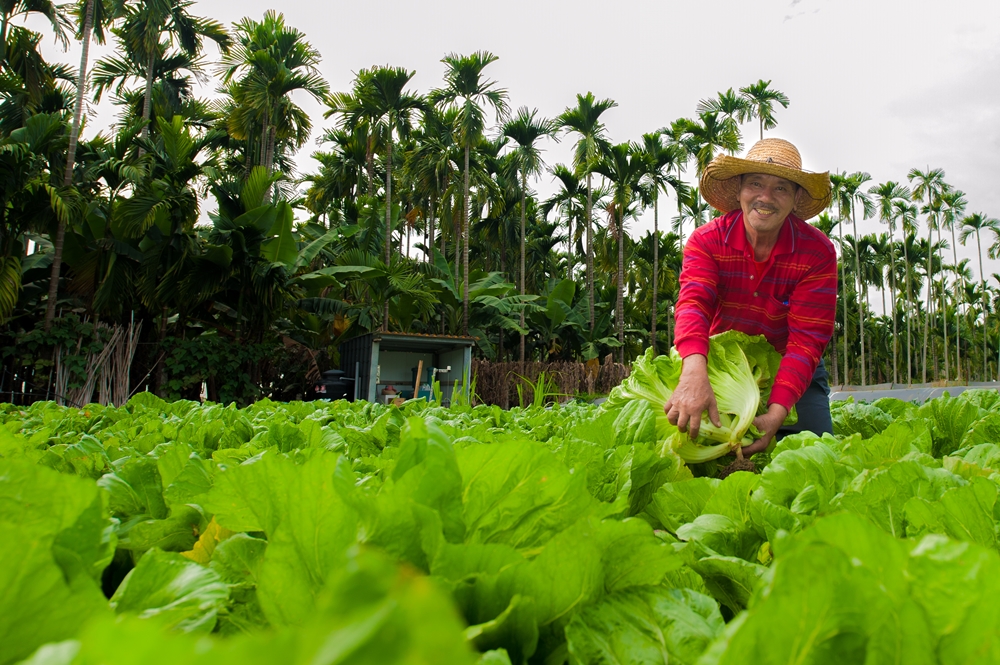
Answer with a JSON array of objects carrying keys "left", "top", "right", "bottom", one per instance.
[{"left": 605, "top": 331, "right": 796, "bottom": 464}]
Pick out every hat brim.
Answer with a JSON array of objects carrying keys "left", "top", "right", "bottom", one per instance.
[{"left": 700, "top": 154, "right": 831, "bottom": 220}]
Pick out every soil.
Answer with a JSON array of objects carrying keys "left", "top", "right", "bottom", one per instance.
[{"left": 717, "top": 456, "right": 756, "bottom": 479}]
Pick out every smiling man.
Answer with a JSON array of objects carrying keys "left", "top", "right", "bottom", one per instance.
[{"left": 663, "top": 138, "right": 836, "bottom": 455}]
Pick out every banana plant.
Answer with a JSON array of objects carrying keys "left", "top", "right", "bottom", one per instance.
[
  {"left": 525, "top": 278, "right": 579, "bottom": 361},
  {"left": 424, "top": 248, "right": 530, "bottom": 358}
]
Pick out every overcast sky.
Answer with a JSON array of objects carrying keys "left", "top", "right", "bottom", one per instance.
[{"left": 30, "top": 0, "right": 1000, "bottom": 295}]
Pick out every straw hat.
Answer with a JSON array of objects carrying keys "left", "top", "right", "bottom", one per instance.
[{"left": 700, "top": 138, "right": 831, "bottom": 220}]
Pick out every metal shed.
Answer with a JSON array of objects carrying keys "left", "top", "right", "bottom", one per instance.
[{"left": 339, "top": 332, "right": 476, "bottom": 405}]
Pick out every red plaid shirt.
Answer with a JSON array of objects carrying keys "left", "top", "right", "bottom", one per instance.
[{"left": 674, "top": 209, "right": 837, "bottom": 410}]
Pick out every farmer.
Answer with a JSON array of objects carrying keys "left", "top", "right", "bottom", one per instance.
[{"left": 664, "top": 138, "right": 836, "bottom": 455}]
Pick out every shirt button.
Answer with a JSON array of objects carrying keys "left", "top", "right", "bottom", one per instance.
[
  {"left": 753, "top": 291, "right": 759, "bottom": 297},
  {"left": 750, "top": 275, "right": 755, "bottom": 280}
]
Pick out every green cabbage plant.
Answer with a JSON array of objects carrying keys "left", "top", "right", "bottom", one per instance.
[{"left": 606, "top": 331, "right": 795, "bottom": 463}]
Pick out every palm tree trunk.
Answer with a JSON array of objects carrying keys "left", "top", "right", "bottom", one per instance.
[
  {"left": 0, "top": 17, "right": 8, "bottom": 63},
  {"left": 440, "top": 194, "right": 447, "bottom": 259},
  {"left": 838, "top": 212, "right": 849, "bottom": 384},
  {"left": 453, "top": 208, "right": 460, "bottom": 285},
  {"left": 865, "top": 285, "right": 874, "bottom": 380},
  {"left": 365, "top": 137, "right": 375, "bottom": 194},
  {"left": 463, "top": 144, "right": 470, "bottom": 336},
  {"left": 677, "top": 193, "right": 686, "bottom": 250},
  {"left": 428, "top": 195, "right": 436, "bottom": 263},
  {"left": 264, "top": 122, "right": 277, "bottom": 174},
  {"left": 421, "top": 199, "right": 427, "bottom": 260},
  {"left": 651, "top": 194, "right": 659, "bottom": 354},
  {"left": 383, "top": 139, "right": 393, "bottom": 332},
  {"left": 519, "top": 171, "right": 526, "bottom": 364},
  {"left": 45, "top": 0, "right": 94, "bottom": 332},
  {"left": 586, "top": 172, "right": 594, "bottom": 332},
  {"left": 852, "top": 205, "right": 865, "bottom": 386},
  {"left": 950, "top": 224, "right": 962, "bottom": 381},
  {"left": 141, "top": 52, "right": 155, "bottom": 139},
  {"left": 830, "top": 330, "right": 840, "bottom": 385},
  {"left": 977, "top": 229, "right": 988, "bottom": 380},
  {"left": 881, "top": 283, "right": 886, "bottom": 326},
  {"left": 904, "top": 240, "right": 912, "bottom": 386},
  {"left": 567, "top": 213, "right": 573, "bottom": 282},
  {"left": 258, "top": 109, "right": 268, "bottom": 168},
  {"left": 617, "top": 209, "right": 624, "bottom": 363},
  {"left": 922, "top": 225, "right": 933, "bottom": 383},
  {"left": 936, "top": 225, "right": 949, "bottom": 381},
  {"left": 888, "top": 225, "right": 898, "bottom": 384}
]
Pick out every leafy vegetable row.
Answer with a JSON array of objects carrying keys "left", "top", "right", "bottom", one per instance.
[{"left": 2, "top": 387, "right": 1000, "bottom": 664}]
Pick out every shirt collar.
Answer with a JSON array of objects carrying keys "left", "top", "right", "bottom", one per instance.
[{"left": 723, "top": 209, "right": 799, "bottom": 257}]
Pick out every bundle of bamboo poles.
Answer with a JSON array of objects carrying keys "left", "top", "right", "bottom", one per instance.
[{"left": 55, "top": 316, "right": 142, "bottom": 407}]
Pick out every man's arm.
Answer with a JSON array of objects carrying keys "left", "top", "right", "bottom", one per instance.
[
  {"left": 767, "top": 245, "right": 838, "bottom": 412},
  {"left": 664, "top": 354, "right": 721, "bottom": 439},
  {"left": 667, "top": 224, "right": 724, "bottom": 437}
]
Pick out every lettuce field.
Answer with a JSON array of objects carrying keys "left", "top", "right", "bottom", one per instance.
[{"left": 4, "top": 389, "right": 1000, "bottom": 665}]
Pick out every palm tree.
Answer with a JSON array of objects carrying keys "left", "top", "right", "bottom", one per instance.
[
  {"left": 556, "top": 92, "right": 616, "bottom": 332},
  {"left": 868, "top": 232, "right": 891, "bottom": 319},
  {"left": 430, "top": 51, "right": 509, "bottom": 336},
  {"left": 113, "top": 0, "right": 229, "bottom": 141},
  {"left": 220, "top": 11, "right": 327, "bottom": 181},
  {"left": 696, "top": 88, "right": 750, "bottom": 153},
  {"left": 593, "top": 142, "right": 645, "bottom": 361},
  {"left": 958, "top": 280, "right": 984, "bottom": 380},
  {"left": 947, "top": 258, "right": 974, "bottom": 379},
  {"left": 909, "top": 167, "right": 946, "bottom": 382},
  {"left": 329, "top": 66, "right": 424, "bottom": 330},
  {"left": 0, "top": 0, "right": 71, "bottom": 64},
  {"left": 502, "top": 106, "right": 555, "bottom": 362},
  {"left": 993, "top": 274, "right": 1000, "bottom": 378},
  {"left": 940, "top": 188, "right": 967, "bottom": 380},
  {"left": 812, "top": 212, "right": 841, "bottom": 384},
  {"left": 961, "top": 212, "right": 1000, "bottom": 380},
  {"left": 671, "top": 111, "right": 740, "bottom": 174},
  {"left": 849, "top": 175, "right": 874, "bottom": 384},
  {"left": 92, "top": 41, "right": 208, "bottom": 123},
  {"left": 636, "top": 132, "right": 685, "bottom": 353},
  {"left": 739, "top": 79, "right": 790, "bottom": 141},
  {"left": 542, "top": 164, "right": 584, "bottom": 281},
  {"left": 895, "top": 202, "right": 920, "bottom": 385},
  {"left": 868, "top": 181, "right": 911, "bottom": 384},
  {"left": 405, "top": 106, "right": 460, "bottom": 263},
  {"left": 857, "top": 233, "right": 883, "bottom": 330},
  {"left": 832, "top": 172, "right": 873, "bottom": 384},
  {"left": 829, "top": 173, "right": 848, "bottom": 382},
  {"left": 0, "top": 24, "right": 72, "bottom": 133},
  {"left": 44, "top": 0, "right": 120, "bottom": 331},
  {"left": 672, "top": 186, "right": 711, "bottom": 246},
  {"left": 305, "top": 126, "right": 368, "bottom": 209}
]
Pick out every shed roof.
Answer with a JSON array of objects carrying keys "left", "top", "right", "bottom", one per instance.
[{"left": 365, "top": 332, "right": 477, "bottom": 352}]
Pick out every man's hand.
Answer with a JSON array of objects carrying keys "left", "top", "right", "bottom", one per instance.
[
  {"left": 663, "top": 354, "right": 720, "bottom": 440},
  {"left": 740, "top": 403, "right": 789, "bottom": 456}
]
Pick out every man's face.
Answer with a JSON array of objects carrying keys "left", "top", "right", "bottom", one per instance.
[{"left": 738, "top": 173, "right": 801, "bottom": 236}]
